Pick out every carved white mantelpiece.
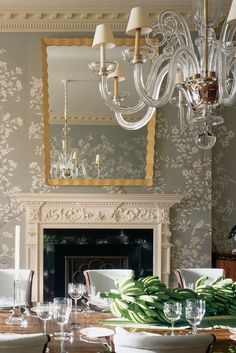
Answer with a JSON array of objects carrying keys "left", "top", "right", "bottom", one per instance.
[{"left": 17, "top": 192, "right": 183, "bottom": 301}]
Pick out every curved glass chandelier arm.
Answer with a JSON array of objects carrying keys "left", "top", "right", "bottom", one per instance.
[
  {"left": 134, "top": 46, "right": 199, "bottom": 108},
  {"left": 115, "top": 107, "right": 156, "bottom": 130},
  {"left": 218, "top": 44, "right": 236, "bottom": 106},
  {"left": 146, "top": 9, "right": 194, "bottom": 50},
  {"left": 220, "top": 21, "right": 236, "bottom": 43},
  {"left": 99, "top": 75, "right": 146, "bottom": 114}
]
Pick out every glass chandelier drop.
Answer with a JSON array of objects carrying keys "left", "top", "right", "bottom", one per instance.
[
  {"left": 89, "top": 0, "right": 236, "bottom": 149},
  {"left": 50, "top": 79, "right": 101, "bottom": 179}
]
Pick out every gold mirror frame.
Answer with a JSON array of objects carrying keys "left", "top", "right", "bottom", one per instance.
[{"left": 42, "top": 37, "right": 156, "bottom": 186}]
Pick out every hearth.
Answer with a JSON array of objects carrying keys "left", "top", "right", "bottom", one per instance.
[{"left": 44, "top": 228, "right": 153, "bottom": 300}]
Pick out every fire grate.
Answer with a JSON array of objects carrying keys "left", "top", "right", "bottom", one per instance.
[{"left": 64, "top": 255, "right": 129, "bottom": 294}]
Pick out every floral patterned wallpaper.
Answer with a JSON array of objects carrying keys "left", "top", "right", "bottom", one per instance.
[{"left": 0, "top": 32, "right": 235, "bottom": 283}]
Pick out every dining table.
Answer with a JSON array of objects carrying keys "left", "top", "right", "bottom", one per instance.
[{"left": 0, "top": 307, "right": 236, "bottom": 353}]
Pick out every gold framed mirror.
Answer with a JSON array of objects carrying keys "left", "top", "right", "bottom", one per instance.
[{"left": 42, "top": 37, "right": 156, "bottom": 186}]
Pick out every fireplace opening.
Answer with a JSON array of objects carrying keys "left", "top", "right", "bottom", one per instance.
[{"left": 43, "top": 228, "right": 153, "bottom": 301}]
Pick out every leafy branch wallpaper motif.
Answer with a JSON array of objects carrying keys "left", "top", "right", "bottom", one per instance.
[
  {"left": 0, "top": 48, "right": 24, "bottom": 267},
  {"left": 0, "top": 33, "right": 235, "bottom": 280}
]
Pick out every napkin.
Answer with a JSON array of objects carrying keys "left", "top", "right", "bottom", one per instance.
[{"left": 113, "top": 327, "right": 162, "bottom": 353}]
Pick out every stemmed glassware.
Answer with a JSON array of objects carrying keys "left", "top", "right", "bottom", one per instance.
[
  {"left": 53, "top": 297, "right": 72, "bottom": 341},
  {"left": 163, "top": 302, "right": 182, "bottom": 336},
  {"left": 185, "top": 299, "right": 206, "bottom": 335},
  {"left": 35, "top": 301, "right": 54, "bottom": 334},
  {"left": 68, "top": 282, "right": 84, "bottom": 328},
  {"left": 83, "top": 285, "right": 96, "bottom": 313}
]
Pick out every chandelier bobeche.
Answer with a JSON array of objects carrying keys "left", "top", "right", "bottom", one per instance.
[{"left": 90, "top": 0, "right": 236, "bottom": 149}]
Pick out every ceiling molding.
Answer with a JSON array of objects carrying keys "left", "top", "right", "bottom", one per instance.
[
  {"left": 0, "top": 6, "right": 204, "bottom": 33},
  {"left": 0, "top": 5, "right": 230, "bottom": 32}
]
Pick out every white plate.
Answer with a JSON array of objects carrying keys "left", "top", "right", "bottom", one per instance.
[
  {"left": 230, "top": 328, "right": 236, "bottom": 334},
  {"left": 80, "top": 327, "right": 114, "bottom": 338},
  {"left": 230, "top": 334, "right": 236, "bottom": 341},
  {"left": 89, "top": 298, "right": 110, "bottom": 310}
]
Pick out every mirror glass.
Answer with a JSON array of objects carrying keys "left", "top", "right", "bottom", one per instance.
[{"left": 42, "top": 37, "right": 156, "bottom": 186}]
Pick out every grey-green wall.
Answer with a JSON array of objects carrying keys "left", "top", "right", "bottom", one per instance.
[{"left": 0, "top": 32, "right": 234, "bottom": 284}]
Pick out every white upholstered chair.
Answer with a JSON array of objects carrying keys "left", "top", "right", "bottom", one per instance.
[
  {"left": 0, "top": 333, "right": 50, "bottom": 353},
  {"left": 83, "top": 269, "right": 134, "bottom": 293},
  {"left": 175, "top": 268, "right": 225, "bottom": 289},
  {"left": 113, "top": 328, "right": 215, "bottom": 353},
  {"left": 0, "top": 269, "right": 34, "bottom": 307}
]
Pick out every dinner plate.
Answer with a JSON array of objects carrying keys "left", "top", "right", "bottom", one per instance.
[
  {"left": 230, "top": 334, "right": 236, "bottom": 341},
  {"left": 89, "top": 298, "right": 110, "bottom": 310},
  {"left": 230, "top": 328, "right": 236, "bottom": 334},
  {"left": 80, "top": 327, "right": 114, "bottom": 338}
]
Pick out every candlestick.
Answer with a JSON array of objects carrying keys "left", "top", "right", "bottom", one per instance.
[{"left": 15, "top": 225, "right": 20, "bottom": 276}]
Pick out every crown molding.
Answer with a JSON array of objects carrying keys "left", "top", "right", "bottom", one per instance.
[
  {"left": 0, "top": 5, "right": 228, "bottom": 32},
  {"left": 0, "top": 5, "right": 230, "bottom": 32}
]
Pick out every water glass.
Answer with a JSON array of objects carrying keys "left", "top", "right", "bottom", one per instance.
[
  {"left": 53, "top": 297, "right": 72, "bottom": 341},
  {"left": 36, "top": 301, "right": 53, "bottom": 334},
  {"left": 68, "top": 283, "right": 85, "bottom": 329},
  {"left": 185, "top": 299, "right": 205, "bottom": 334},
  {"left": 68, "top": 283, "right": 84, "bottom": 311},
  {"left": 83, "top": 285, "right": 96, "bottom": 311},
  {"left": 163, "top": 301, "right": 182, "bottom": 336}
]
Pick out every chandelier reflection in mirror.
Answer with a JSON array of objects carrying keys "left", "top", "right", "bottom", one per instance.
[
  {"left": 90, "top": 0, "right": 236, "bottom": 150},
  {"left": 50, "top": 79, "right": 101, "bottom": 179}
]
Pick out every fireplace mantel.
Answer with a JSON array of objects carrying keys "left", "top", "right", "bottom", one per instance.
[{"left": 17, "top": 192, "right": 183, "bottom": 301}]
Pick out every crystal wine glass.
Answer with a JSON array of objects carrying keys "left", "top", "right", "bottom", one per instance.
[
  {"left": 83, "top": 285, "right": 96, "bottom": 312},
  {"left": 36, "top": 301, "right": 53, "bottom": 334},
  {"left": 53, "top": 297, "right": 72, "bottom": 341},
  {"left": 68, "top": 282, "right": 84, "bottom": 328},
  {"left": 163, "top": 301, "right": 182, "bottom": 336},
  {"left": 185, "top": 299, "right": 205, "bottom": 335}
]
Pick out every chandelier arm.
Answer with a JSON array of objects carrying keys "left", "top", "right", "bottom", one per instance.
[
  {"left": 133, "top": 46, "right": 199, "bottom": 107},
  {"left": 208, "top": 45, "right": 218, "bottom": 73},
  {"left": 153, "top": 9, "right": 194, "bottom": 49},
  {"left": 99, "top": 75, "right": 146, "bottom": 114},
  {"left": 115, "top": 107, "right": 156, "bottom": 130},
  {"left": 218, "top": 44, "right": 236, "bottom": 106},
  {"left": 220, "top": 22, "right": 236, "bottom": 43}
]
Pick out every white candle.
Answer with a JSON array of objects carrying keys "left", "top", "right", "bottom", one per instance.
[
  {"left": 15, "top": 225, "right": 20, "bottom": 273},
  {"left": 95, "top": 154, "right": 100, "bottom": 164}
]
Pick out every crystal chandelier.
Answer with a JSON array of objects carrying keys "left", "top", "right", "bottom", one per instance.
[
  {"left": 50, "top": 79, "right": 101, "bottom": 179},
  {"left": 90, "top": 0, "right": 236, "bottom": 149}
]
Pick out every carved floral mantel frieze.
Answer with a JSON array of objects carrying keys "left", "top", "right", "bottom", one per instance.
[{"left": 17, "top": 192, "right": 182, "bottom": 301}]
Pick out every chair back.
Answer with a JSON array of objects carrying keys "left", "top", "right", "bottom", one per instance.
[
  {"left": 175, "top": 268, "right": 225, "bottom": 288},
  {"left": 0, "top": 333, "right": 49, "bottom": 353},
  {"left": 83, "top": 269, "right": 133, "bottom": 292},
  {"left": 114, "top": 328, "right": 215, "bottom": 353},
  {"left": 0, "top": 269, "right": 34, "bottom": 307}
]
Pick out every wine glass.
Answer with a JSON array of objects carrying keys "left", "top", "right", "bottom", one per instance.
[
  {"left": 53, "top": 297, "right": 72, "bottom": 341},
  {"left": 185, "top": 299, "right": 205, "bottom": 335},
  {"left": 68, "top": 282, "right": 84, "bottom": 328},
  {"left": 83, "top": 285, "right": 96, "bottom": 312},
  {"left": 36, "top": 301, "right": 53, "bottom": 334},
  {"left": 186, "top": 299, "right": 206, "bottom": 318},
  {"left": 163, "top": 302, "right": 182, "bottom": 336}
]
